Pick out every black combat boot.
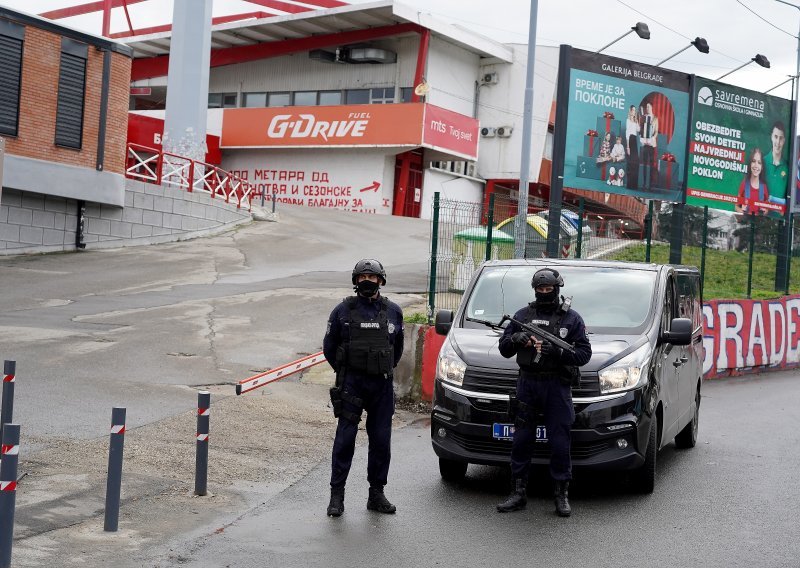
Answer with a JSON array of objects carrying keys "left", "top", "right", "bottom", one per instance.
[
  {"left": 327, "top": 486, "right": 345, "bottom": 517},
  {"left": 554, "top": 480, "right": 571, "bottom": 517},
  {"left": 496, "top": 478, "right": 527, "bottom": 512},
  {"left": 366, "top": 486, "right": 397, "bottom": 514}
]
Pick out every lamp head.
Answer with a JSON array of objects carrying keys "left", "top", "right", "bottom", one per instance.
[
  {"left": 754, "top": 54, "right": 770, "bottom": 68},
  {"left": 692, "top": 37, "right": 710, "bottom": 54},
  {"left": 633, "top": 22, "right": 650, "bottom": 40}
]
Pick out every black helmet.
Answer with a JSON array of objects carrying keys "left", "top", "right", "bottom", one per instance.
[
  {"left": 352, "top": 259, "right": 387, "bottom": 286},
  {"left": 531, "top": 268, "right": 563, "bottom": 290}
]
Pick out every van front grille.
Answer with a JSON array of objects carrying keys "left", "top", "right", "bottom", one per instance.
[
  {"left": 448, "top": 431, "right": 611, "bottom": 460},
  {"left": 461, "top": 367, "right": 601, "bottom": 398}
]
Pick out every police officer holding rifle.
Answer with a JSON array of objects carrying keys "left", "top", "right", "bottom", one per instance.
[{"left": 496, "top": 267, "right": 592, "bottom": 517}]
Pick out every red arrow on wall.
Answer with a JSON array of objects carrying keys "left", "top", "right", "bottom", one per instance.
[{"left": 359, "top": 181, "right": 381, "bottom": 192}]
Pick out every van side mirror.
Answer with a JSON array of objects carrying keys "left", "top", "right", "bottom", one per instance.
[
  {"left": 435, "top": 310, "right": 454, "bottom": 335},
  {"left": 662, "top": 317, "right": 692, "bottom": 346}
]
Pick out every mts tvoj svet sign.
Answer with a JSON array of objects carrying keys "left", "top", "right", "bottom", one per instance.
[
  {"left": 555, "top": 45, "right": 690, "bottom": 203},
  {"left": 220, "top": 103, "right": 479, "bottom": 160},
  {"left": 686, "top": 77, "right": 792, "bottom": 217}
]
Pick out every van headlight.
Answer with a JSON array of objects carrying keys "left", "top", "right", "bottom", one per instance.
[
  {"left": 437, "top": 339, "right": 467, "bottom": 387},
  {"left": 598, "top": 343, "right": 651, "bottom": 394}
]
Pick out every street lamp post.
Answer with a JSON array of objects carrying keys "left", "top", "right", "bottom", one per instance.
[
  {"left": 772, "top": 0, "right": 800, "bottom": 291},
  {"left": 656, "top": 37, "right": 710, "bottom": 66},
  {"left": 596, "top": 22, "right": 650, "bottom": 54},
  {"left": 717, "top": 54, "right": 771, "bottom": 80}
]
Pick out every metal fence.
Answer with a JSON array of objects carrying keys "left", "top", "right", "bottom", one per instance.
[{"left": 426, "top": 192, "right": 798, "bottom": 320}]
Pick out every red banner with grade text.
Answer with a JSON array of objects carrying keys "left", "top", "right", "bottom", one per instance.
[{"left": 703, "top": 296, "right": 800, "bottom": 379}]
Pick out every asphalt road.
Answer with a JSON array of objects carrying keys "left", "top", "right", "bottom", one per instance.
[
  {"left": 156, "top": 370, "right": 800, "bottom": 568},
  {"left": 0, "top": 204, "right": 431, "bottom": 443}
]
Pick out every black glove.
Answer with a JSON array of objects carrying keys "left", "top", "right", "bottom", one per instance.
[
  {"left": 539, "top": 341, "right": 563, "bottom": 359},
  {"left": 512, "top": 332, "right": 533, "bottom": 346}
]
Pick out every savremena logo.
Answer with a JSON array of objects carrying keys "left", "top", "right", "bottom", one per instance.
[{"left": 697, "top": 86, "right": 714, "bottom": 106}]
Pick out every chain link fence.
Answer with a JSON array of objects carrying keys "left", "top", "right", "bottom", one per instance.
[{"left": 426, "top": 192, "right": 799, "bottom": 320}]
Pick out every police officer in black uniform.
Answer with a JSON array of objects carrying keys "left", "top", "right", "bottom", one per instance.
[
  {"left": 323, "top": 259, "right": 404, "bottom": 517},
  {"left": 496, "top": 267, "right": 592, "bottom": 517}
]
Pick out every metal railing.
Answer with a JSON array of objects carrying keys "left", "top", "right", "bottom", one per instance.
[{"left": 125, "top": 143, "right": 259, "bottom": 210}]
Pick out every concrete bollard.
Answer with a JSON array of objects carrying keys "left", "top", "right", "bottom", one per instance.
[
  {"left": 0, "top": 362, "right": 15, "bottom": 451},
  {"left": 103, "top": 407, "right": 126, "bottom": 532},
  {"left": 195, "top": 391, "right": 210, "bottom": 496},
  {"left": 0, "top": 423, "right": 20, "bottom": 568}
]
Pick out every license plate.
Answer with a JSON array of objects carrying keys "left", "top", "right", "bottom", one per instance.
[{"left": 492, "top": 423, "right": 547, "bottom": 442}]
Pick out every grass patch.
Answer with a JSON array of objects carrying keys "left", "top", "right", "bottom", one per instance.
[
  {"left": 608, "top": 243, "right": 800, "bottom": 300},
  {"left": 404, "top": 312, "right": 429, "bottom": 324}
]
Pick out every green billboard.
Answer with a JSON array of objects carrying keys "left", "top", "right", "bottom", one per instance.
[{"left": 686, "top": 77, "right": 792, "bottom": 216}]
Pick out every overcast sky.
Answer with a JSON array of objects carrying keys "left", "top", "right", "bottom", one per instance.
[{"left": 4, "top": 0, "right": 800, "bottom": 100}]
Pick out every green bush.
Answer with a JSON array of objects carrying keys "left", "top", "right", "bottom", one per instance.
[{"left": 404, "top": 312, "right": 429, "bottom": 324}]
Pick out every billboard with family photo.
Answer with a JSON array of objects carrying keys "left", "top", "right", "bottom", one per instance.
[
  {"left": 560, "top": 47, "right": 691, "bottom": 202},
  {"left": 686, "top": 77, "right": 792, "bottom": 217}
]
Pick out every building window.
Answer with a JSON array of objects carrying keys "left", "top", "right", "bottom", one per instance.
[
  {"left": 293, "top": 91, "right": 317, "bottom": 106},
  {"left": 345, "top": 89, "right": 370, "bottom": 104},
  {"left": 243, "top": 92, "right": 267, "bottom": 107},
  {"left": 371, "top": 87, "right": 395, "bottom": 104},
  {"left": 268, "top": 92, "right": 290, "bottom": 107},
  {"left": 55, "top": 38, "right": 88, "bottom": 149},
  {"left": 208, "top": 92, "right": 237, "bottom": 108},
  {"left": 0, "top": 20, "right": 25, "bottom": 137},
  {"left": 319, "top": 90, "right": 342, "bottom": 106},
  {"left": 400, "top": 87, "right": 414, "bottom": 103}
]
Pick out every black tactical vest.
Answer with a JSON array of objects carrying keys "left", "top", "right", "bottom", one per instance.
[
  {"left": 344, "top": 297, "right": 394, "bottom": 376},
  {"left": 516, "top": 303, "right": 564, "bottom": 374}
]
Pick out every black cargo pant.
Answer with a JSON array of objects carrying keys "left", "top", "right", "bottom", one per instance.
[
  {"left": 510, "top": 373, "right": 575, "bottom": 481},
  {"left": 330, "top": 372, "right": 395, "bottom": 489}
]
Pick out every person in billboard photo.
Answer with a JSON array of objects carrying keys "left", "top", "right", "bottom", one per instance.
[
  {"left": 640, "top": 102, "right": 659, "bottom": 190},
  {"left": 736, "top": 147, "right": 771, "bottom": 215},
  {"left": 625, "top": 105, "right": 641, "bottom": 189},
  {"left": 610, "top": 135, "right": 626, "bottom": 162},
  {"left": 595, "top": 131, "right": 613, "bottom": 164},
  {"left": 763, "top": 121, "right": 788, "bottom": 207}
]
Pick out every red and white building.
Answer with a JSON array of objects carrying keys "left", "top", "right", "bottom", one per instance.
[{"left": 121, "top": 0, "right": 549, "bottom": 219}]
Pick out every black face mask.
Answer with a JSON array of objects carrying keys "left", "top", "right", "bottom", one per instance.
[
  {"left": 356, "top": 280, "right": 380, "bottom": 297},
  {"left": 535, "top": 289, "right": 558, "bottom": 308}
]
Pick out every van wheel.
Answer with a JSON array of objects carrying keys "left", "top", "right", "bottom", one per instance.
[
  {"left": 631, "top": 415, "right": 657, "bottom": 494},
  {"left": 675, "top": 387, "right": 700, "bottom": 449},
  {"left": 439, "top": 458, "right": 468, "bottom": 482}
]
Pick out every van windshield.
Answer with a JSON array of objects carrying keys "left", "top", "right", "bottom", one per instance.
[{"left": 464, "top": 265, "right": 657, "bottom": 334}]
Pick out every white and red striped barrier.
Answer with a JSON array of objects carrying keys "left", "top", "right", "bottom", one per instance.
[{"left": 236, "top": 351, "right": 327, "bottom": 395}]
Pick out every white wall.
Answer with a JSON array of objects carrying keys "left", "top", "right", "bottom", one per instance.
[
  {"left": 476, "top": 44, "right": 559, "bottom": 181},
  {"left": 221, "top": 148, "right": 400, "bottom": 215},
  {"left": 419, "top": 168, "right": 484, "bottom": 220},
  {"left": 425, "top": 36, "right": 480, "bottom": 117}
]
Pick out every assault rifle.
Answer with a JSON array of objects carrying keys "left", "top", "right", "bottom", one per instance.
[{"left": 466, "top": 314, "right": 576, "bottom": 363}]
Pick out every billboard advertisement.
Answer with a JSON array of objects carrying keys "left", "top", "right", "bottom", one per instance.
[
  {"left": 686, "top": 77, "right": 792, "bottom": 216},
  {"left": 561, "top": 47, "right": 690, "bottom": 202}
]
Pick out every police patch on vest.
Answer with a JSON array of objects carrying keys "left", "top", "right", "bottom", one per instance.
[
  {"left": 360, "top": 322, "right": 381, "bottom": 329},
  {"left": 559, "top": 327, "right": 568, "bottom": 338},
  {"left": 388, "top": 322, "right": 395, "bottom": 334},
  {"left": 530, "top": 319, "right": 550, "bottom": 326}
]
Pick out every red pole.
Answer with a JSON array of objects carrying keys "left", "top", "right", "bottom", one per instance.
[
  {"left": 411, "top": 28, "right": 430, "bottom": 102},
  {"left": 102, "top": 0, "right": 112, "bottom": 37}
]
